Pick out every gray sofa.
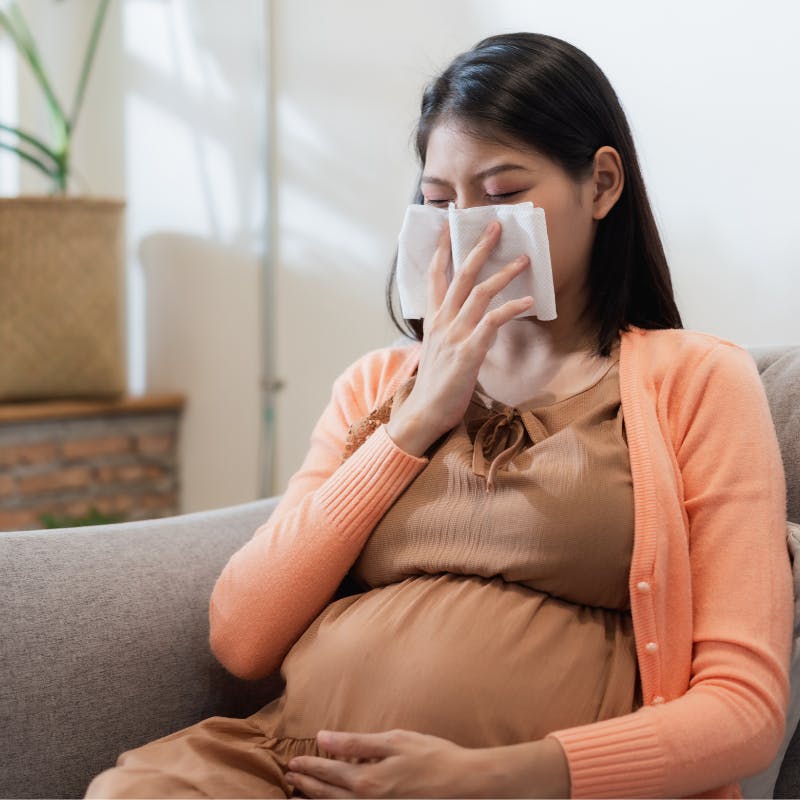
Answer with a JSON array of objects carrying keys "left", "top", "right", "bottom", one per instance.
[{"left": 1, "top": 345, "right": 798, "bottom": 800}]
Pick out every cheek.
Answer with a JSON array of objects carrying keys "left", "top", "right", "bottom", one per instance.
[{"left": 539, "top": 201, "right": 593, "bottom": 290}]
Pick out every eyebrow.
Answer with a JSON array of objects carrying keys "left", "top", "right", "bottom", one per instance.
[{"left": 421, "top": 163, "right": 532, "bottom": 186}]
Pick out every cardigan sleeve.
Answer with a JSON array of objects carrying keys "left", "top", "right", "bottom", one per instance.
[
  {"left": 208, "top": 346, "right": 427, "bottom": 681},
  {"left": 548, "top": 341, "right": 793, "bottom": 798}
]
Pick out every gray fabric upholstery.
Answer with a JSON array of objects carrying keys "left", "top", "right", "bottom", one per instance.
[
  {"left": 0, "top": 345, "right": 797, "bottom": 799},
  {"left": 0, "top": 497, "right": 283, "bottom": 799},
  {"left": 751, "top": 347, "right": 800, "bottom": 525}
]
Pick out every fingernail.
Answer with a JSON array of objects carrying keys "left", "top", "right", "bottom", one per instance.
[
  {"left": 516, "top": 254, "right": 529, "bottom": 265},
  {"left": 487, "top": 221, "right": 500, "bottom": 235}
]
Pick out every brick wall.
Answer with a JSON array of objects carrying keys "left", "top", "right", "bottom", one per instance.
[{"left": 0, "top": 404, "right": 182, "bottom": 531}]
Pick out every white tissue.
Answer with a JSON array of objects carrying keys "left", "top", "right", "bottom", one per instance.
[{"left": 396, "top": 201, "right": 557, "bottom": 321}]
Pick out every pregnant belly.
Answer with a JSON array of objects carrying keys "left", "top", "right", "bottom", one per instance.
[{"left": 270, "top": 574, "right": 638, "bottom": 749}]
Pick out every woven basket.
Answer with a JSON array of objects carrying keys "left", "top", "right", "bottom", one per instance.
[{"left": 0, "top": 196, "right": 127, "bottom": 401}]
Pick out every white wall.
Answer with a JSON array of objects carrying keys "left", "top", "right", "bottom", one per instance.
[{"left": 271, "top": 0, "right": 800, "bottom": 490}]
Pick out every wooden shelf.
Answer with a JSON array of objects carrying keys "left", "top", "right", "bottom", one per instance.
[{"left": 0, "top": 393, "right": 186, "bottom": 425}]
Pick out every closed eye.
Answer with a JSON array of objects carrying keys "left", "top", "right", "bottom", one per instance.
[
  {"left": 486, "top": 191, "right": 521, "bottom": 202},
  {"left": 423, "top": 191, "right": 522, "bottom": 207}
]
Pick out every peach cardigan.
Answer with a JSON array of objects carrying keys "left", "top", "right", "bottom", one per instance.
[{"left": 209, "top": 327, "right": 792, "bottom": 798}]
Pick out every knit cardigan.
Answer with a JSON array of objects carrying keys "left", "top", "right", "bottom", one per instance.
[{"left": 209, "top": 327, "right": 793, "bottom": 799}]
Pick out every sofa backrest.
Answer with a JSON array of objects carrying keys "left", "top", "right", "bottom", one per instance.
[{"left": 751, "top": 346, "right": 800, "bottom": 525}]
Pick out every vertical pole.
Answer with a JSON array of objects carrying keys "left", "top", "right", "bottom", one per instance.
[{"left": 257, "top": 0, "right": 280, "bottom": 497}]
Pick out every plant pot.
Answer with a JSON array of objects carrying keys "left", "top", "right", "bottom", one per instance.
[{"left": 0, "top": 196, "right": 127, "bottom": 401}]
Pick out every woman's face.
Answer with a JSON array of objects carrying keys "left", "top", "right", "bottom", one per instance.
[{"left": 420, "top": 123, "right": 601, "bottom": 304}]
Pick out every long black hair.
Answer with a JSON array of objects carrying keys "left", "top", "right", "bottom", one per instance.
[{"left": 386, "top": 32, "right": 682, "bottom": 356}]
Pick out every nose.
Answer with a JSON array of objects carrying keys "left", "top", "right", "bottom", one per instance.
[{"left": 450, "top": 193, "right": 491, "bottom": 210}]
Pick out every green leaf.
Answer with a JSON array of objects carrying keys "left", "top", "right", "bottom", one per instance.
[
  {"left": 0, "top": 140, "right": 58, "bottom": 178},
  {"left": 0, "top": 121, "right": 61, "bottom": 166},
  {"left": 0, "top": 8, "right": 12, "bottom": 35},
  {"left": 1, "top": 5, "right": 37, "bottom": 60},
  {"left": 2, "top": 2, "right": 68, "bottom": 139},
  {"left": 0, "top": 6, "right": 28, "bottom": 48},
  {"left": 0, "top": 9, "right": 27, "bottom": 55},
  {"left": 69, "top": 0, "right": 110, "bottom": 131}
]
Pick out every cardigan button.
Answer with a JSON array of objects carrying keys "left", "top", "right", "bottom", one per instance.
[
  {"left": 645, "top": 642, "right": 658, "bottom": 653},
  {"left": 652, "top": 695, "right": 665, "bottom": 705},
  {"left": 636, "top": 581, "right": 651, "bottom": 593}
]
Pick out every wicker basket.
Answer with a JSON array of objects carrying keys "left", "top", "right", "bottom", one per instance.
[{"left": 0, "top": 196, "right": 127, "bottom": 401}]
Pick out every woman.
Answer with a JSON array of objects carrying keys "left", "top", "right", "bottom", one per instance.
[{"left": 86, "top": 32, "right": 792, "bottom": 799}]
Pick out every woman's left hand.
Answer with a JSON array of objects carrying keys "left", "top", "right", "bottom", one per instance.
[{"left": 284, "top": 728, "right": 486, "bottom": 798}]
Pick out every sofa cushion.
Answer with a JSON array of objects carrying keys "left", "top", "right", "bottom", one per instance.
[{"left": 0, "top": 497, "right": 283, "bottom": 799}]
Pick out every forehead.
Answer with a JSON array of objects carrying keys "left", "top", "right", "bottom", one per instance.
[{"left": 423, "top": 123, "right": 545, "bottom": 174}]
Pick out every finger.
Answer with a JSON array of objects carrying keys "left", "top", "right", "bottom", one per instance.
[
  {"left": 315, "top": 729, "right": 397, "bottom": 760},
  {"left": 425, "top": 221, "right": 451, "bottom": 316},
  {"left": 287, "top": 754, "right": 361, "bottom": 789},
  {"left": 441, "top": 220, "right": 501, "bottom": 313},
  {"left": 468, "top": 295, "right": 535, "bottom": 352},
  {"left": 284, "top": 770, "right": 354, "bottom": 799},
  {"left": 455, "top": 254, "right": 531, "bottom": 328}
]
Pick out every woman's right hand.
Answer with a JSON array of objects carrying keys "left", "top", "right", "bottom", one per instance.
[{"left": 386, "top": 219, "right": 534, "bottom": 457}]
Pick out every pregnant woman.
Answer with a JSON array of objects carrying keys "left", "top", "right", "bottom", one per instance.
[{"left": 85, "top": 32, "right": 792, "bottom": 799}]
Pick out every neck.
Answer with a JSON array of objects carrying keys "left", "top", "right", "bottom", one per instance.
[
  {"left": 475, "top": 289, "right": 616, "bottom": 408},
  {"left": 483, "top": 284, "right": 596, "bottom": 370}
]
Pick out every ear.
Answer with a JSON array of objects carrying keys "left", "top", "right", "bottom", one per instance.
[{"left": 590, "top": 146, "right": 624, "bottom": 220}]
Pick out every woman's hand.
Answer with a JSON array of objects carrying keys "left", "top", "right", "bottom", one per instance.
[
  {"left": 386, "top": 221, "right": 533, "bottom": 457},
  {"left": 284, "top": 728, "right": 482, "bottom": 798},
  {"left": 284, "top": 728, "right": 570, "bottom": 798}
]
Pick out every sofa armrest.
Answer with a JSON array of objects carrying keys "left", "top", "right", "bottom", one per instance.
[{"left": 0, "top": 497, "right": 283, "bottom": 800}]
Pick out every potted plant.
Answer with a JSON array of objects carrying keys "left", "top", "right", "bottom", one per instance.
[{"left": 0, "top": 0, "right": 127, "bottom": 402}]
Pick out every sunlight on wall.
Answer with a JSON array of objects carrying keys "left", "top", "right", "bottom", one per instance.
[
  {"left": 123, "top": 1, "right": 174, "bottom": 76},
  {"left": 121, "top": 0, "right": 269, "bottom": 509},
  {"left": 122, "top": 1, "right": 257, "bottom": 252},
  {"left": 122, "top": 0, "right": 266, "bottom": 398},
  {"left": 279, "top": 101, "right": 386, "bottom": 277}
]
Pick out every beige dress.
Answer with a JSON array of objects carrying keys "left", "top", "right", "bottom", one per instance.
[{"left": 85, "top": 357, "right": 639, "bottom": 799}]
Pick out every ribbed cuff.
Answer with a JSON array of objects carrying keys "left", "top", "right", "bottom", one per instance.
[
  {"left": 549, "top": 713, "right": 666, "bottom": 798},
  {"left": 315, "top": 425, "right": 428, "bottom": 542}
]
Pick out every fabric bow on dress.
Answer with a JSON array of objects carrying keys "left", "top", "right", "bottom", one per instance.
[{"left": 468, "top": 407, "right": 528, "bottom": 491}]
